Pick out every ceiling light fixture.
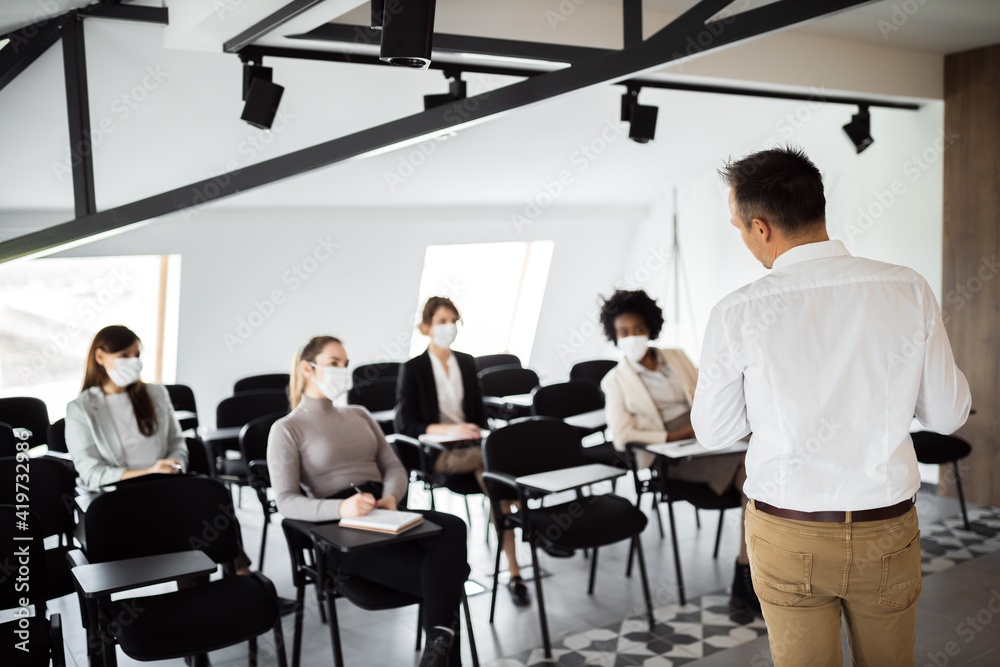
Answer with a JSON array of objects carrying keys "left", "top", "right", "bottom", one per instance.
[
  {"left": 424, "top": 71, "right": 467, "bottom": 110},
  {"left": 621, "top": 86, "right": 658, "bottom": 144},
  {"left": 240, "top": 62, "right": 284, "bottom": 130},
  {"left": 843, "top": 104, "right": 873, "bottom": 154},
  {"left": 379, "top": 0, "right": 436, "bottom": 69}
]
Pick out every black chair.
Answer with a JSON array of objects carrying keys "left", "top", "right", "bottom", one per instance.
[
  {"left": 234, "top": 373, "right": 291, "bottom": 393},
  {"left": 625, "top": 443, "right": 742, "bottom": 606},
  {"left": 912, "top": 431, "right": 973, "bottom": 530},
  {"left": 351, "top": 362, "right": 402, "bottom": 387},
  {"left": 347, "top": 378, "right": 396, "bottom": 435},
  {"left": 281, "top": 520, "right": 479, "bottom": 667},
  {"left": 482, "top": 418, "right": 653, "bottom": 658},
  {"left": 69, "top": 476, "right": 287, "bottom": 667},
  {"left": 185, "top": 436, "right": 215, "bottom": 478},
  {"left": 532, "top": 381, "right": 623, "bottom": 469},
  {"left": 46, "top": 418, "right": 69, "bottom": 453},
  {"left": 569, "top": 359, "right": 618, "bottom": 386},
  {"left": 0, "top": 396, "right": 51, "bottom": 449},
  {"left": 478, "top": 365, "right": 539, "bottom": 422},
  {"left": 214, "top": 390, "right": 290, "bottom": 494},
  {"left": 474, "top": 353, "right": 521, "bottom": 372},
  {"left": 388, "top": 434, "right": 481, "bottom": 526},
  {"left": 0, "top": 457, "right": 78, "bottom": 602},
  {"left": 0, "top": 421, "right": 19, "bottom": 457},
  {"left": 164, "top": 383, "right": 199, "bottom": 432},
  {"left": 0, "top": 506, "right": 66, "bottom": 667},
  {"left": 239, "top": 413, "right": 287, "bottom": 571}
]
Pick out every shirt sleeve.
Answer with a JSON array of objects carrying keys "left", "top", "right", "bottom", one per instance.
[
  {"left": 394, "top": 362, "right": 430, "bottom": 438},
  {"left": 601, "top": 373, "right": 667, "bottom": 452},
  {"left": 914, "top": 281, "right": 972, "bottom": 433},
  {"left": 267, "top": 421, "right": 344, "bottom": 522},
  {"left": 691, "top": 305, "right": 752, "bottom": 449}
]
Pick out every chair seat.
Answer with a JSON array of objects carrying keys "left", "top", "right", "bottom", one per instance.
[
  {"left": 660, "top": 480, "right": 742, "bottom": 511},
  {"left": 527, "top": 494, "right": 647, "bottom": 550},
  {"left": 0, "top": 616, "right": 52, "bottom": 666},
  {"left": 110, "top": 576, "right": 278, "bottom": 661},
  {"left": 336, "top": 575, "right": 422, "bottom": 611},
  {"left": 911, "top": 431, "right": 972, "bottom": 465}
]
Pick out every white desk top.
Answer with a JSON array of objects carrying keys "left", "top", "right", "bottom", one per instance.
[
  {"left": 643, "top": 439, "right": 749, "bottom": 459},
  {"left": 516, "top": 463, "right": 625, "bottom": 494}
]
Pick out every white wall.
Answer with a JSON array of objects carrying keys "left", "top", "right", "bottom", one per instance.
[{"left": 23, "top": 205, "right": 646, "bottom": 425}]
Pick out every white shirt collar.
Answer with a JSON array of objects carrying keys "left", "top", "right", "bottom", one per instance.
[{"left": 771, "top": 239, "right": 850, "bottom": 271}]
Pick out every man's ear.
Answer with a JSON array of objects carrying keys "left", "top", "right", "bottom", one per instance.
[{"left": 752, "top": 217, "right": 771, "bottom": 242}]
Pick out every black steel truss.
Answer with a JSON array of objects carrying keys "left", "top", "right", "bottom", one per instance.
[
  {"left": 0, "top": 0, "right": 889, "bottom": 263},
  {"left": 62, "top": 14, "right": 96, "bottom": 218},
  {"left": 0, "top": 14, "right": 70, "bottom": 95}
]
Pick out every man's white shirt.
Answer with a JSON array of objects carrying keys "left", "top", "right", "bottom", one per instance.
[{"left": 691, "top": 240, "right": 971, "bottom": 511}]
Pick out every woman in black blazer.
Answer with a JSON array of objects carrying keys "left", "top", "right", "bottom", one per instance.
[{"left": 395, "top": 296, "right": 530, "bottom": 607}]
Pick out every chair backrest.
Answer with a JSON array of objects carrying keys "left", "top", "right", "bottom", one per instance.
[
  {"left": 0, "top": 457, "right": 77, "bottom": 540},
  {"left": 239, "top": 413, "right": 285, "bottom": 469},
  {"left": 0, "top": 422, "right": 17, "bottom": 458},
  {"left": 478, "top": 366, "right": 539, "bottom": 398},
  {"left": 234, "top": 373, "right": 290, "bottom": 394},
  {"left": 216, "top": 390, "right": 290, "bottom": 428},
  {"left": 531, "top": 381, "right": 605, "bottom": 419},
  {"left": 164, "top": 383, "right": 198, "bottom": 413},
  {"left": 483, "top": 418, "right": 584, "bottom": 480},
  {"left": 0, "top": 506, "right": 49, "bottom": 609},
  {"left": 0, "top": 396, "right": 50, "bottom": 449},
  {"left": 47, "top": 418, "right": 68, "bottom": 453},
  {"left": 569, "top": 359, "right": 618, "bottom": 386},
  {"left": 475, "top": 354, "right": 521, "bottom": 372},
  {"left": 347, "top": 378, "right": 397, "bottom": 412},
  {"left": 184, "top": 436, "right": 214, "bottom": 477},
  {"left": 910, "top": 431, "right": 972, "bottom": 464},
  {"left": 84, "top": 476, "right": 239, "bottom": 566},
  {"left": 351, "top": 362, "right": 402, "bottom": 388}
]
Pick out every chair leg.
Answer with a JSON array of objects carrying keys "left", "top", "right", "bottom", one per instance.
[
  {"left": 488, "top": 527, "right": 504, "bottom": 623},
  {"left": 625, "top": 539, "right": 635, "bottom": 578},
  {"left": 464, "top": 495, "right": 473, "bottom": 526},
  {"left": 259, "top": 513, "right": 269, "bottom": 572},
  {"left": 694, "top": 506, "right": 701, "bottom": 529},
  {"left": 272, "top": 609, "right": 289, "bottom": 667},
  {"left": 429, "top": 486, "right": 437, "bottom": 511},
  {"left": 292, "top": 583, "right": 306, "bottom": 667},
  {"left": 666, "top": 500, "right": 686, "bottom": 606},
  {"left": 463, "top": 591, "right": 480, "bottom": 667},
  {"left": 528, "top": 538, "right": 553, "bottom": 659},
  {"left": 248, "top": 637, "right": 257, "bottom": 667},
  {"left": 415, "top": 605, "right": 423, "bottom": 651},
  {"left": 653, "top": 492, "right": 665, "bottom": 539},
  {"left": 319, "top": 552, "right": 344, "bottom": 667},
  {"left": 713, "top": 509, "right": 726, "bottom": 559},
  {"left": 633, "top": 536, "right": 655, "bottom": 632},
  {"left": 587, "top": 547, "right": 599, "bottom": 595},
  {"left": 953, "top": 460, "right": 971, "bottom": 530}
]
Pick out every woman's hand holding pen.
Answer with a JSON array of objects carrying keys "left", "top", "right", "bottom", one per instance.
[{"left": 340, "top": 483, "right": 377, "bottom": 518}]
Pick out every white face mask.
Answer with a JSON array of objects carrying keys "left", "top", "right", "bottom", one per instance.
[
  {"left": 106, "top": 356, "right": 143, "bottom": 387},
  {"left": 431, "top": 323, "right": 458, "bottom": 349},
  {"left": 310, "top": 364, "right": 350, "bottom": 401},
  {"left": 619, "top": 335, "right": 650, "bottom": 363}
]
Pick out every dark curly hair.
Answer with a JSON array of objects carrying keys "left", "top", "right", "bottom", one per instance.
[{"left": 599, "top": 289, "right": 664, "bottom": 344}]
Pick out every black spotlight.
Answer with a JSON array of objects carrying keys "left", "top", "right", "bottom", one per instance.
[
  {"left": 424, "top": 72, "right": 466, "bottom": 110},
  {"left": 371, "top": 0, "right": 384, "bottom": 29},
  {"left": 241, "top": 63, "right": 284, "bottom": 130},
  {"left": 843, "top": 105, "right": 873, "bottom": 154},
  {"left": 380, "top": 0, "right": 436, "bottom": 69},
  {"left": 621, "top": 86, "right": 658, "bottom": 144}
]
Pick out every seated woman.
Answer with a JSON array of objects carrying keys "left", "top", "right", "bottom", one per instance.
[
  {"left": 66, "top": 324, "right": 188, "bottom": 488},
  {"left": 269, "top": 335, "right": 470, "bottom": 667},
  {"left": 395, "top": 297, "right": 531, "bottom": 607},
  {"left": 599, "top": 289, "right": 759, "bottom": 614}
]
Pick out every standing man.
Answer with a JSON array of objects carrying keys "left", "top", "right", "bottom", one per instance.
[{"left": 691, "top": 147, "right": 971, "bottom": 666}]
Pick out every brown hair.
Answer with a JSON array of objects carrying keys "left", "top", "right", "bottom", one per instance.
[
  {"left": 420, "top": 296, "right": 460, "bottom": 327},
  {"left": 719, "top": 146, "right": 826, "bottom": 236},
  {"left": 82, "top": 325, "right": 157, "bottom": 437},
  {"left": 289, "top": 335, "right": 343, "bottom": 408}
]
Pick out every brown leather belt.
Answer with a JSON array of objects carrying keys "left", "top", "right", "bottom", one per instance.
[{"left": 753, "top": 498, "right": 914, "bottom": 523}]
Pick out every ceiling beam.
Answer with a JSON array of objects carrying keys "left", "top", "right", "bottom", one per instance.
[
  {"left": 224, "top": 0, "right": 332, "bottom": 54},
  {"left": 62, "top": 12, "right": 97, "bottom": 218},
  {"left": 0, "top": 15, "right": 69, "bottom": 95},
  {"left": 0, "top": 0, "right": 881, "bottom": 263},
  {"left": 77, "top": 3, "right": 169, "bottom": 25}
]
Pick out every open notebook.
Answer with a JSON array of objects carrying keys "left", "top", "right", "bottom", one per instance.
[{"left": 338, "top": 509, "right": 424, "bottom": 534}]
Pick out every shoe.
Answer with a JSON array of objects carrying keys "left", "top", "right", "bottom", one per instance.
[
  {"left": 419, "top": 629, "right": 453, "bottom": 667},
  {"left": 730, "top": 561, "right": 762, "bottom": 615},
  {"left": 508, "top": 576, "right": 531, "bottom": 606}
]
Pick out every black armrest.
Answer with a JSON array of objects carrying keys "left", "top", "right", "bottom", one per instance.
[
  {"left": 481, "top": 470, "right": 518, "bottom": 490},
  {"left": 49, "top": 613, "right": 65, "bottom": 667},
  {"left": 248, "top": 459, "right": 271, "bottom": 487},
  {"left": 66, "top": 548, "right": 89, "bottom": 569},
  {"left": 71, "top": 551, "right": 216, "bottom": 598}
]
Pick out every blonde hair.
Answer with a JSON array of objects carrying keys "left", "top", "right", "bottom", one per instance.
[{"left": 289, "top": 335, "right": 342, "bottom": 408}]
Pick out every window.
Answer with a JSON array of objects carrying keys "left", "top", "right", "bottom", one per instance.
[
  {"left": 0, "top": 255, "right": 181, "bottom": 420},
  {"left": 408, "top": 241, "right": 554, "bottom": 362}
]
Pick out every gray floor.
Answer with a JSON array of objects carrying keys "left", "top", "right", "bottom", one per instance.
[{"left": 50, "top": 482, "right": 996, "bottom": 666}]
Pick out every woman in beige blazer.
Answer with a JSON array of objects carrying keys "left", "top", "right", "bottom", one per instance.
[{"left": 598, "top": 289, "right": 759, "bottom": 614}]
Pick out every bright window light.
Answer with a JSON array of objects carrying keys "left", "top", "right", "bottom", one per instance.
[
  {"left": 408, "top": 241, "right": 555, "bottom": 363},
  {"left": 0, "top": 255, "right": 181, "bottom": 420}
]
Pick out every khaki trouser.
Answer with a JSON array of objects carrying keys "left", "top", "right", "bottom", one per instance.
[{"left": 745, "top": 500, "right": 921, "bottom": 667}]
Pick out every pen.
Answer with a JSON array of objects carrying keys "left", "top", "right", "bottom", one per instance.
[{"left": 349, "top": 482, "right": 362, "bottom": 495}]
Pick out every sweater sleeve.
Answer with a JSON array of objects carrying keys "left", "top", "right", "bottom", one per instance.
[
  {"left": 358, "top": 408, "right": 409, "bottom": 502},
  {"left": 65, "top": 397, "right": 126, "bottom": 488},
  {"left": 267, "top": 420, "right": 344, "bottom": 521}
]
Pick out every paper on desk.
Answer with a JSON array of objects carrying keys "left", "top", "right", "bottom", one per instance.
[{"left": 645, "top": 439, "right": 747, "bottom": 459}]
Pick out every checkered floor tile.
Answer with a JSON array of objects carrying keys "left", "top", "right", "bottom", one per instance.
[{"left": 486, "top": 505, "right": 1000, "bottom": 666}]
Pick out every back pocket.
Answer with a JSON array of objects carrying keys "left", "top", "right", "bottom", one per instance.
[
  {"left": 749, "top": 536, "right": 813, "bottom": 606},
  {"left": 878, "top": 531, "right": 922, "bottom": 609}
]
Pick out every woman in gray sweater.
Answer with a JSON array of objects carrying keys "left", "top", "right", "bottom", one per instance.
[{"left": 268, "top": 335, "right": 470, "bottom": 667}]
